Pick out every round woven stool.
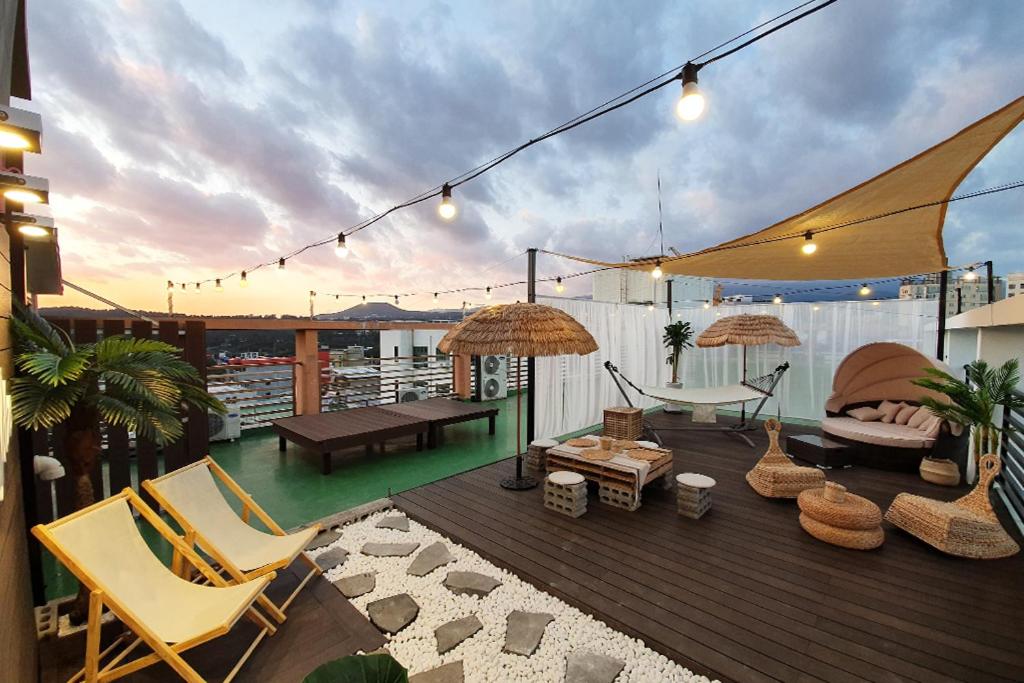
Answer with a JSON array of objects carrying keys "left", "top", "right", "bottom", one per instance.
[{"left": 798, "top": 482, "right": 883, "bottom": 550}]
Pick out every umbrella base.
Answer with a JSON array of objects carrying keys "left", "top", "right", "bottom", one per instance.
[{"left": 500, "top": 476, "right": 539, "bottom": 490}]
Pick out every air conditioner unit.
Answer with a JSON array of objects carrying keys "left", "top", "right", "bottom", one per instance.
[
  {"left": 398, "top": 386, "right": 428, "bottom": 403},
  {"left": 474, "top": 354, "right": 508, "bottom": 401},
  {"left": 209, "top": 408, "right": 241, "bottom": 442}
]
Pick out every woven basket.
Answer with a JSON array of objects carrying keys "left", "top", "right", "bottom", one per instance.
[
  {"left": 885, "top": 454, "right": 1020, "bottom": 559},
  {"left": 919, "top": 457, "right": 960, "bottom": 486},
  {"left": 603, "top": 407, "right": 643, "bottom": 441},
  {"left": 746, "top": 419, "right": 825, "bottom": 498}
]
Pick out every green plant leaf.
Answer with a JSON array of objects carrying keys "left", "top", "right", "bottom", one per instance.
[{"left": 303, "top": 654, "right": 408, "bottom": 683}]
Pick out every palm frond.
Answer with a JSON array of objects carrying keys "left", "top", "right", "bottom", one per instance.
[
  {"left": 14, "top": 348, "right": 93, "bottom": 387},
  {"left": 9, "top": 377, "right": 85, "bottom": 430},
  {"left": 11, "top": 301, "right": 73, "bottom": 355}
]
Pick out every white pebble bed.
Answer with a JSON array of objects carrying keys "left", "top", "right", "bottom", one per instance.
[{"left": 310, "top": 510, "right": 717, "bottom": 683}]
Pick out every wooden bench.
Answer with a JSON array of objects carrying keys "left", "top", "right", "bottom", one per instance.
[{"left": 380, "top": 397, "right": 498, "bottom": 448}]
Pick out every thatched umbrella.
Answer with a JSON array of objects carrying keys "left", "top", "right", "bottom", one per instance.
[
  {"left": 439, "top": 303, "right": 598, "bottom": 489},
  {"left": 697, "top": 313, "right": 800, "bottom": 395}
]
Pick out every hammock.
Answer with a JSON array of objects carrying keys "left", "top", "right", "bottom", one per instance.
[{"left": 641, "top": 382, "right": 768, "bottom": 407}]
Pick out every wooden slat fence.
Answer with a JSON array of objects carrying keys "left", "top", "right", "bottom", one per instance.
[{"left": 31, "top": 319, "right": 209, "bottom": 519}]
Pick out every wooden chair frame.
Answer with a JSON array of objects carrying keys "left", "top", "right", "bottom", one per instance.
[
  {"left": 143, "top": 456, "right": 322, "bottom": 624},
  {"left": 32, "top": 489, "right": 278, "bottom": 683}
]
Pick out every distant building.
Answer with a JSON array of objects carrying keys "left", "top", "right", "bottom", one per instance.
[
  {"left": 378, "top": 328, "right": 453, "bottom": 400},
  {"left": 592, "top": 264, "right": 715, "bottom": 308},
  {"left": 1007, "top": 272, "right": 1024, "bottom": 298},
  {"left": 899, "top": 273, "right": 1005, "bottom": 317}
]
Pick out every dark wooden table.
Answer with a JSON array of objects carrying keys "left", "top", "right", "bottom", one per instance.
[
  {"left": 381, "top": 397, "right": 499, "bottom": 448},
  {"left": 786, "top": 433, "right": 853, "bottom": 469},
  {"left": 273, "top": 407, "right": 429, "bottom": 474}
]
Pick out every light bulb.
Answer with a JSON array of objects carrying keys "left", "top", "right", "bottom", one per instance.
[
  {"left": 859, "top": 284, "right": 871, "bottom": 296},
  {"left": 362, "top": 296, "right": 367, "bottom": 305},
  {"left": 433, "top": 292, "right": 439, "bottom": 304},
  {"left": 3, "top": 188, "right": 43, "bottom": 204},
  {"left": 394, "top": 295, "right": 400, "bottom": 306},
  {"left": 195, "top": 283, "right": 201, "bottom": 295},
  {"left": 675, "top": 63, "right": 704, "bottom": 122},
  {"left": 485, "top": 286, "right": 492, "bottom": 300},
  {"left": 646, "top": 302, "right": 654, "bottom": 312},
  {"left": 438, "top": 183, "right": 457, "bottom": 220},
  {"left": 18, "top": 224, "right": 49, "bottom": 237},
  {"left": 167, "top": 280, "right": 174, "bottom": 291},
  {"left": 801, "top": 232, "right": 817, "bottom": 255},
  {"left": 335, "top": 233, "right": 349, "bottom": 258},
  {"left": 963, "top": 268, "right": 977, "bottom": 281},
  {"left": 703, "top": 301, "right": 710, "bottom": 310},
  {"left": 0, "top": 130, "right": 31, "bottom": 150},
  {"left": 555, "top": 277, "right": 565, "bottom": 293},
  {"left": 240, "top": 271, "right": 249, "bottom": 288},
  {"left": 872, "top": 301, "right": 880, "bottom": 306},
  {"left": 813, "top": 305, "right": 820, "bottom": 311},
  {"left": 180, "top": 283, "right": 188, "bottom": 295},
  {"left": 773, "top": 295, "right": 782, "bottom": 304},
  {"left": 652, "top": 261, "right": 663, "bottom": 279},
  {"left": 278, "top": 257, "right": 286, "bottom": 273},
  {"left": 215, "top": 279, "right": 223, "bottom": 292}
]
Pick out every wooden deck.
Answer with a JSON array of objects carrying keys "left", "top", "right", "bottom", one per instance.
[{"left": 393, "top": 412, "right": 1024, "bottom": 683}]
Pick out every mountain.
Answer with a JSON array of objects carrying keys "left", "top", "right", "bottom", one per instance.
[{"left": 316, "top": 302, "right": 467, "bottom": 322}]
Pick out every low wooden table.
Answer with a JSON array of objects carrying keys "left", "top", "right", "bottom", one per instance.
[
  {"left": 381, "top": 397, "right": 498, "bottom": 448},
  {"left": 545, "top": 436, "right": 673, "bottom": 510},
  {"left": 787, "top": 434, "right": 853, "bottom": 469},
  {"left": 273, "top": 408, "right": 429, "bottom": 475}
]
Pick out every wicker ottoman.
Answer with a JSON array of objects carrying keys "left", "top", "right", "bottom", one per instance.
[
  {"left": 603, "top": 407, "right": 643, "bottom": 441},
  {"left": 798, "top": 482, "right": 883, "bottom": 550},
  {"left": 544, "top": 471, "right": 588, "bottom": 518},
  {"left": 526, "top": 438, "right": 558, "bottom": 473},
  {"left": 676, "top": 473, "right": 716, "bottom": 519}
]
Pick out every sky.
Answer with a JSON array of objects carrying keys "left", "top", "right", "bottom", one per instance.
[{"left": 20, "top": 0, "right": 1024, "bottom": 315}]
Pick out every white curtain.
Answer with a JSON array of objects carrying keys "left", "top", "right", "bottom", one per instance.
[{"left": 536, "top": 297, "right": 939, "bottom": 437}]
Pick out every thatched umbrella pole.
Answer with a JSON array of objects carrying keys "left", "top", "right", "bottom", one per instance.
[{"left": 439, "top": 303, "right": 598, "bottom": 490}]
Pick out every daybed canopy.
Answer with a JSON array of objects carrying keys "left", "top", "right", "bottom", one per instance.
[{"left": 824, "top": 342, "right": 952, "bottom": 413}]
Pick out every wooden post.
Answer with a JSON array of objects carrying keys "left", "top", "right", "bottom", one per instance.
[
  {"left": 453, "top": 354, "right": 472, "bottom": 399},
  {"left": 986, "top": 260, "right": 995, "bottom": 303},
  {"left": 183, "top": 321, "right": 209, "bottom": 462},
  {"left": 294, "top": 329, "right": 320, "bottom": 415},
  {"left": 937, "top": 270, "right": 948, "bottom": 360}
]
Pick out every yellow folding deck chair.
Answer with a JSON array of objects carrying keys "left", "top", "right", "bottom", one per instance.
[
  {"left": 143, "top": 456, "right": 321, "bottom": 623},
  {"left": 32, "top": 489, "right": 278, "bottom": 683}
]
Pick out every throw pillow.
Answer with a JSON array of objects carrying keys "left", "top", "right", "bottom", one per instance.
[
  {"left": 894, "top": 404, "right": 919, "bottom": 425},
  {"left": 908, "top": 406, "right": 933, "bottom": 429},
  {"left": 847, "top": 406, "right": 884, "bottom": 422},
  {"left": 877, "top": 400, "right": 902, "bottom": 423},
  {"left": 920, "top": 415, "right": 943, "bottom": 439}
]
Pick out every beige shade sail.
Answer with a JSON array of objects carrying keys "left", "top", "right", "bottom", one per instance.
[
  {"left": 549, "top": 95, "right": 1024, "bottom": 280},
  {"left": 824, "top": 342, "right": 952, "bottom": 413},
  {"left": 696, "top": 314, "right": 801, "bottom": 348},
  {"left": 438, "top": 303, "right": 597, "bottom": 357}
]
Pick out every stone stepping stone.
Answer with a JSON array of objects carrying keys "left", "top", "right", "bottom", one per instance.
[
  {"left": 315, "top": 547, "right": 348, "bottom": 570},
  {"left": 407, "top": 542, "right": 455, "bottom": 577},
  {"left": 376, "top": 515, "right": 410, "bottom": 532},
  {"left": 443, "top": 571, "right": 501, "bottom": 597},
  {"left": 409, "top": 661, "right": 464, "bottom": 683},
  {"left": 435, "top": 614, "right": 482, "bottom": 654},
  {"left": 305, "top": 529, "right": 341, "bottom": 550},
  {"left": 332, "top": 571, "right": 375, "bottom": 598},
  {"left": 367, "top": 594, "right": 419, "bottom": 634},
  {"left": 361, "top": 542, "right": 420, "bottom": 557},
  {"left": 565, "top": 650, "right": 626, "bottom": 683},
  {"left": 503, "top": 611, "right": 553, "bottom": 656}
]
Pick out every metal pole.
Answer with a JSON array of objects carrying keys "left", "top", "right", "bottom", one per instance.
[
  {"left": 956, "top": 287, "right": 963, "bottom": 315},
  {"left": 986, "top": 260, "right": 995, "bottom": 303},
  {"left": 937, "top": 270, "right": 948, "bottom": 360},
  {"left": 666, "top": 278, "right": 673, "bottom": 317},
  {"left": 526, "top": 248, "right": 536, "bottom": 446}
]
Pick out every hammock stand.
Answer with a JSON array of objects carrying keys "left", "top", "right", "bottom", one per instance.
[{"left": 603, "top": 360, "right": 790, "bottom": 448}]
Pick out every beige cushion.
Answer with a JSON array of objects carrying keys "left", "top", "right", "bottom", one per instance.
[
  {"left": 822, "top": 416, "right": 935, "bottom": 449},
  {"left": 907, "top": 406, "right": 933, "bottom": 429},
  {"left": 847, "top": 407, "right": 884, "bottom": 422},
  {"left": 920, "top": 415, "right": 944, "bottom": 439},
  {"left": 877, "top": 400, "right": 902, "bottom": 423},
  {"left": 894, "top": 404, "right": 919, "bottom": 425}
]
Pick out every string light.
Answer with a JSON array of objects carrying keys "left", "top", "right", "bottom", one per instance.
[
  {"left": 703, "top": 301, "right": 710, "bottom": 309},
  {"left": 801, "top": 232, "right": 817, "bottom": 255},
  {"left": 240, "top": 271, "right": 248, "bottom": 288},
  {"left": 278, "top": 257, "right": 286, "bottom": 273},
  {"left": 166, "top": 280, "right": 174, "bottom": 291},
  {"left": 438, "top": 183, "right": 457, "bottom": 220},
  {"left": 871, "top": 301, "right": 880, "bottom": 306},
  {"left": 812, "top": 305, "right": 820, "bottom": 311},
  {"left": 433, "top": 292, "right": 439, "bottom": 304},
  {"left": 394, "top": 295, "right": 400, "bottom": 305},
  {"left": 485, "top": 286, "right": 492, "bottom": 300},
  {"left": 555, "top": 277, "right": 565, "bottom": 293},
  {"left": 195, "top": 282, "right": 201, "bottom": 295},
  {"left": 963, "top": 267, "right": 978, "bottom": 281},
  {"left": 773, "top": 294, "right": 782, "bottom": 304},
  {"left": 362, "top": 295, "right": 367, "bottom": 305},
  {"left": 859, "top": 284, "right": 871, "bottom": 296},
  {"left": 335, "top": 233, "right": 349, "bottom": 258},
  {"left": 215, "top": 279, "right": 223, "bottom": 292},
  {"left": 675, "top": 62, "right": 705, "bottom": 121},
  {"left": 651, "top": 261, "right": 663, "bottom": 279},
  {"left": 646, "top": 301, "right": 654, "bottom": 312}
]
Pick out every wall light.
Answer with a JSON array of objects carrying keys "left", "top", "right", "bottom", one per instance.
[
  {"left": 1, "top": 173, "right": 49, "bottom": 204},
  {"left": 0, "top": 105, "right": 43, "bottom": 153},
  {"left": 11, "top": 213, "right": 54, "bottom": 238}
]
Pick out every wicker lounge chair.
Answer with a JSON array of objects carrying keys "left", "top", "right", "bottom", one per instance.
[
  {"left": 746, "top": 419, "right": 826, "bottom": 498},
  {"left": 32, "top": 489, "right": 277, "bottom": 683},
  {"left": 143, "top": 456, "right": 321, "bottom": 623},
  {"left": 885, "top": 454, "right": 1020, "bottom": 559}
]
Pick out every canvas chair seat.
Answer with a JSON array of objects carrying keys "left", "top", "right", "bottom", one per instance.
[
  {"left": 148, "top": 462, "right": 316, "bottom": 571},
  {"left": 50, "top": 498, "right": 268, "bottom": 644}
]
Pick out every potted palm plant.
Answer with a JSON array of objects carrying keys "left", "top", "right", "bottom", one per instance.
[
  {"left": 662, "top": 320, "right": 694, "bottom": 414},
  {"left": 10, "top": 304, "right": 225, "bottom": 620},
  {"left": 913, "top": 358, "right": 1024, "bottom": 483}
]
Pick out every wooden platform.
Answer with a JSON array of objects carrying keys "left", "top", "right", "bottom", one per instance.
[
  {"left": 393, "top": 412, "right": 1024, "bottom": 683},
  {"left": 382, "top": 397, "right": 498, "bottom": 448},
  {"left": 274, "top": 407, "right": 428, "bottom": 474},
  {"left": 40, "top": 563, "right": 386, "bottom": 682}
]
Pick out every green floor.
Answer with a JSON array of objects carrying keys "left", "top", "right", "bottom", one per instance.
[{"left": 42, "top": 394, "right": 526, "bottom": 600}]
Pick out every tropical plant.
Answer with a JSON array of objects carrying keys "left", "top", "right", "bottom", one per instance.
[
  {"left": 663, "top": 320, "right": 694, "bottom": 384},
  {"left": 10, "top": 303, "right": 225, "bottom": 512},
  {"left": 913, "top": 358, "right": 1024, "bottom": 470},
  {"left": 304, "top": 653, "right": 408, "bottom": 683}
]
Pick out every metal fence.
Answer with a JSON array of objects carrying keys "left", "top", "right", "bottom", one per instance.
[{"left": 999, "top": 388, "right": 1024, "bottom": 525}]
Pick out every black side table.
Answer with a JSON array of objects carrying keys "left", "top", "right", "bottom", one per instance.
[{"left": 787, "top": 434, "right": 853, "bottom": 469}]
